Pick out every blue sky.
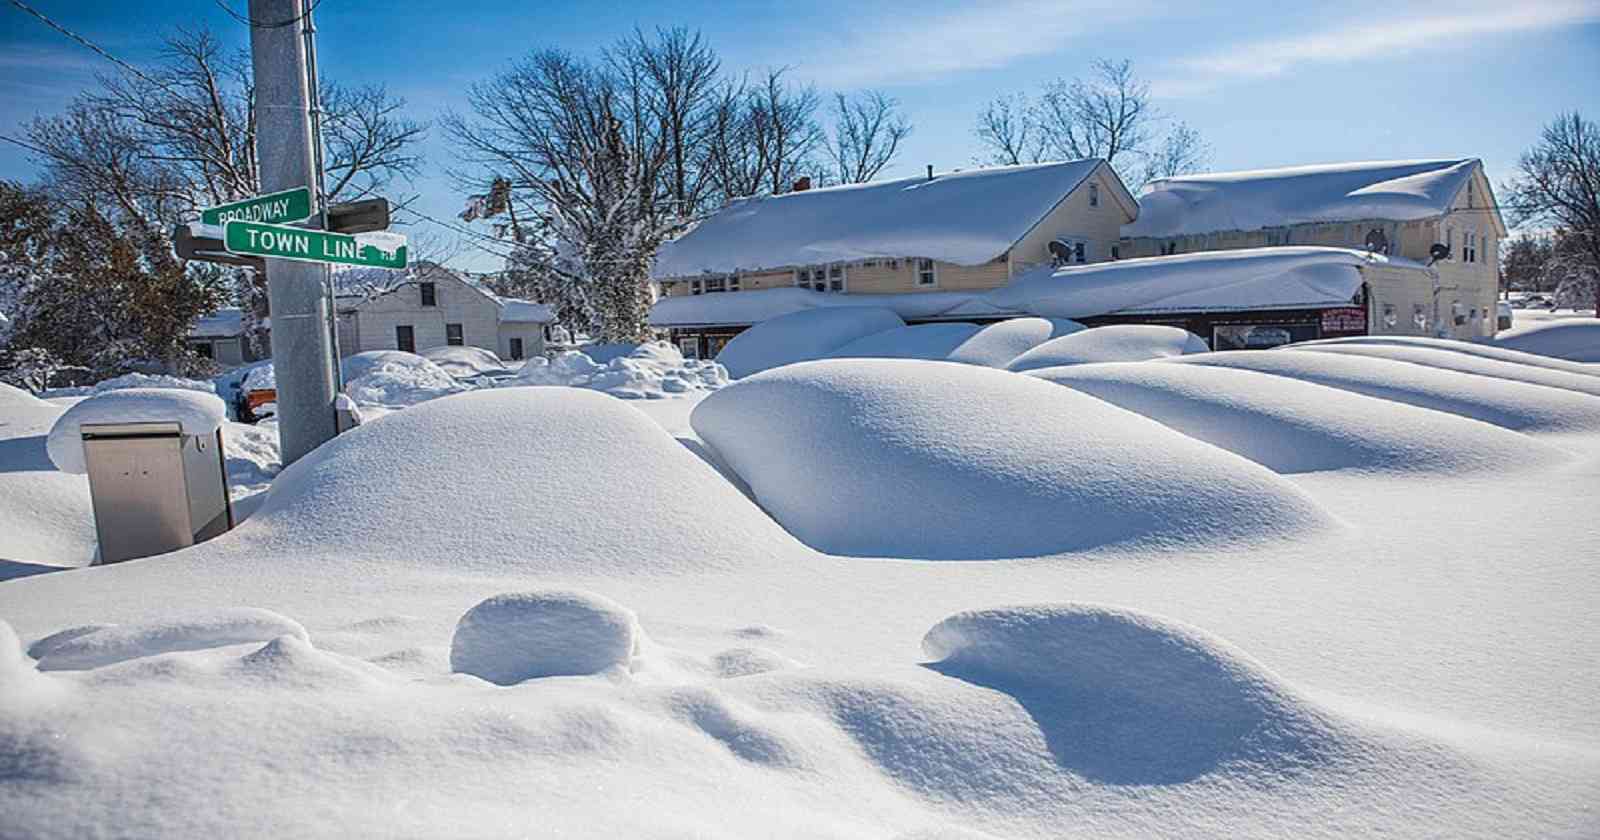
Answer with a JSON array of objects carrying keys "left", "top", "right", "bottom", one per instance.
[{"left": 3, "top": 0, "right": 1597, "bottom": 270}]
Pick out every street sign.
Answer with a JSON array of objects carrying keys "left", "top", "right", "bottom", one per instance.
[
  {"left": 327, "top": 198, "right": 391, "bottom": 234},
  {"left": 173, "top": 223, "right": 264, "bottom": 271},
  {"left": 223, "top": 220, "right": 407, "bottom": 269},
  {"left": 201, "top": 186, "right": 313, "bottom": 226}
]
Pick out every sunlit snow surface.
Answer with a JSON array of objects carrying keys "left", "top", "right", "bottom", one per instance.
[{"left": 3, "top": 329, "right": 1600, "bottom": 838}]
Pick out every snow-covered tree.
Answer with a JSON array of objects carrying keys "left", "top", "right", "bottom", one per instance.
[{"left": 1505, "top": 112, "right": 1600, "bottom": 315}]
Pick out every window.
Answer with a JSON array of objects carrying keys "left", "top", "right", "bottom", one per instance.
[
  {"left": 194, "top": 342, "right": 213, "bottom": 360},
  {"left": 395, "top": 325, "right": 415, "bottom": 352},
  {"left": 917, "top": 258, "right": 937, "bottom": 286},
  {"left": 704, "top": 276, "right": 726, "bottom": 293},
  {"left": 1446, "top": 227, "right": 1454, "bottom": 260},
  {"left": 1074, "top": 242, "right": 1086, "bottom": 263},
  {"left": 677, "top": 337, "right": 699, "bottom": 359},
  {"left": 446, "top": 323, "right": 464, "bottom": 346},
  {"left": 1088, "top": 183, "right": 1099, "bottom": 208},
  {"left": 1111, "top": 245, "right": 1121, "bottom": 260},
  {"left": 690, "top": 279, "right": 703, "bottom": 295},
  {"left": 828, "top": 264, "right": 845, "bottom": 292},
  {"left": 419, "top": 282, "right": 437, "bottom": 307},
  {"left": 508, "top": 337, "right": 524, "bottom": 360},
  {"left": 729, "top": 274, "right": 741, "bottom": 292},
  {"left": 1412, "top": 305, "right": 1428, "bottom": 331}
]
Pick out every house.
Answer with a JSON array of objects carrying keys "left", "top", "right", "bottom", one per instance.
[
  {"left": 651, "top": 160, "right": 1139, "bottom": 358},
  {"left": 1121, "top": 159, "right": 1507, "bottom": 339},
  {"left": 334, "top": 262, "right": 554, "bottom": 361},
  {"left": 185, "top": 309, "right": 262, "bottom": 367}
]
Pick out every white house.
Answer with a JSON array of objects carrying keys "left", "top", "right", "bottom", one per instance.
[
  {"left": 335, "top": 263, "right": 554, "bottom": 361},
  {"left": 185, "top": 309, "right": 261, "bottom": 367}
]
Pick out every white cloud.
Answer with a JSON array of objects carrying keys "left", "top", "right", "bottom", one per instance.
[
  {"left": 1152, "top": 0, "right": 1600, "bottom": 98},
  {"left": 776, "top": 0, "right": 1154, "bottom": 88}
]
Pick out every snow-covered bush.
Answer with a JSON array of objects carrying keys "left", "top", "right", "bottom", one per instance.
[{"left": 511, "top": 342, "right": 727, "bottom": 399}]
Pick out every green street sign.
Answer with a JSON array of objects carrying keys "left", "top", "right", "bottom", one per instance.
[
  {"left": 223, "top": 220, "right": 407, "bottom": 269},
  {"left": 201, "top": 187, "right": 313, "bottom": 226}
]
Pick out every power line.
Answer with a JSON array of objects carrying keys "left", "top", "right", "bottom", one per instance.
[
  {"left": 396, "top": 205, "right": 522, "bottom": 260},
  {"left": 4, "top": 0, "right": 163, "bottom": 88},
  {"left": 0, "top": 133, "right": 50, "bottom": 157}
]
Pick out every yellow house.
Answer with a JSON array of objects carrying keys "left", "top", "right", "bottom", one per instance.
[
  {"left": 1121, "top": 159, "right": 1508, "bottom": 339},
  {"left": 650, "top": 160, "right": 1136, "bottom": 356}
]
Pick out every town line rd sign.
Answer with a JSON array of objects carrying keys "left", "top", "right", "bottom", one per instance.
[
  {"left": 223, "top": 220, "right": 408, "bottom": 269},
  {"left": 201, "top": 186, "right": 313, "bottom": 226}
]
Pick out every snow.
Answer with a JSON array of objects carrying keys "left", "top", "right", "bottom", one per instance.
[
  {"left": 714, "top": 306, "right": 905, "bottom": 378},
  {"left": 1007, "top": 324, "right": 1209, "bottom": 371},
  {"left": 495, "top": 297, "right": 556, "bottom": 324},
  {"left": 419, "top": 345, "right": 507, "bottom": 378},
  {"left": 1167, "top": 350, "right": 1600, "bottom": 434},
  {"left": 511, "top": 343, "right": 729, "bottom": 399},
  {"left": 450, "top": 590, "right": 640, "bottom": 684},
  {"left": 1490, "top": 318, "right": 1600, "bottom": 363},
  {"left": 691, "top": 359, "right": 1331, "bottom": 558},
  {"left": 341, "top": 352, "right": 467, "bottom": 408},
  {"left": 820, "top": 318, "right": 1085, "bottom": 367},
  {"left": 1, "top": 381, "right": 47, "bottom": 408},
  {"left": 1032, "top": 361, "right": 1567, "bottom": 474},
  {"left": 44, "top": 372, "right": 218, "bottom": 400},
  {"left": 1292, "top": 334, "right": 1600, "bottom": 378},
  {"left": 652, "top": 160, "right": 1107, "bottom": 278},
  {"left": 650, "top": 285, "right": 1014, "bottom": 328},
  {"left": 1124, "top": 159, "right": 1485, "bottom": 238},
  {"left": 0, "top": 395, "right": 95, "bottom": 573},
  {"left": 1283, "top": 341, "right": 1600, "bottom": 398},
  {"left": 945, "top": 317, "right": 1085, "bottom": 367},
  {"left": 45, "top": 388, "right": 227, "bottom": 474},
  {"left": 30, "top": 608, "right": 308, "bottom": 671},
  {"left": 3, "top": 332, "right": 1600, "bottom": 838}
]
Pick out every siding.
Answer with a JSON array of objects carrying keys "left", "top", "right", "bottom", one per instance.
[{"left": 340, "top": 269, "right": 505, "bottom": 356}]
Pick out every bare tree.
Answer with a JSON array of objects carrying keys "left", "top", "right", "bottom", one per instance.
[
  {"left": 613, "top": 27, "right": 721, "bottom": 218},
  {"left": 1505, "top": 111, "right": 1600, "bottom": 316},
  {"left": 974, "top": 92, "right": 1043, "bottom": 166},
  {"left": 1140, "top": 121, "right": 1211, "bottom": 185},
  {"left": 746, "top": 69, "right": 824, "bottom": 195},
  {"left": 701, "top": 79, "right": 768, "bottom": 201},
  {"left": 826, "top": 90, "right": 912, "bottom": 184}
]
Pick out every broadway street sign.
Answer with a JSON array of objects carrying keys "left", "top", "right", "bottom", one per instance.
[
  {"left": 201, "top": 187, "right": 313, "bottom": 226},
  {"left": 223, "top": 220, "right": 407, "bottom": 269}
]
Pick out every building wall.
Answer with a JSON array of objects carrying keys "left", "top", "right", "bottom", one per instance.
[
  {"left": 496, "top": 323, "right": 546, "bottom": 360},
  {"left": 659, "top": 162, "right": 1134, "bottom": 300},
  {"left": 186, "top": 337, "right": 246, "bottom": 367},
  {"left": 341, "top": 269, "right": 504, "bottom": 356}
]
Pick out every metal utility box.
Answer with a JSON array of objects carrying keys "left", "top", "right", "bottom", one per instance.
[{"left": 81, "top": 421, "right": 234, "bottom": 565}]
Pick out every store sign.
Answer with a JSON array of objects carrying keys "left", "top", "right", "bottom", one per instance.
[{"left": 1320, "top": 307, "right": 1368, "bottom": 334}]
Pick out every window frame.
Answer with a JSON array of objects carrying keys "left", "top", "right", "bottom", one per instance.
[
  {"left": 419, "top": 281, "right": 437, "bottom": 307},
  {"left": 916, "top": 258, "right": 938, "bottom": 287},
  {"left": 395, "top": 324, "right": 415, "bottom": 352},
  {"left": 446, "top": 323, "right": 464, "bottom": 346},
  {"left": 508, "top": 337, "right": 524, "bottom": 360}
]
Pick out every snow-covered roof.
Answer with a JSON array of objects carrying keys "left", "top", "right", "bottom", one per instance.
[
  {"left": 495, "top": 297, "right": 555, "bottom": 324},
  {"left": 1124, "top": 159, "right": 1500, "bottom": 239},
  {"left": 187, "top": 309, "right": 244, "bottom": 339},
  {"left": 650, "top": 247, "right": 1417, "bottom": 326},
  {"left": 652, "top": 160, "right": 1130, "bottom": 279}
]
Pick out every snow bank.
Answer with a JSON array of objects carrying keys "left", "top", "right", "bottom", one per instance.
[
  {"left": 715, "top": 307, "right": 905, "bottom": 378},
  {"left": 1, "top": 382, "right": 48, "bottom": 407},
  {"left": 45, "top": 372, "right": 218, "bottom": 399},
  {"left": 1032, "top": 362, "right": 1567, "bottom": 474},
  {"left": 921, "top": 603, "right": 1334, "bottom": 783},
  {"left": 247, "top": 387, "right": 794, "bottom": 573},
  {"left": 31, "top": 608, "right": 308, "bottom": 671},
  {"left": 692, "top": 359, "right": 1331, "bottom": 558},
  {"left": 945, "top": 317, "right": 1084, "bottom": 367},
  {"left": 1293, "top": 335, "right": 1600, "bottom": 378},
  {"left": 420, "top": 345, "right": 507, "bottom": 378},
  {"left": 1168, "top": 350, "right": 1600, "bottom": 434},
  {"left": 1284, "top": 342, "right": 1600, "bottom": 399},
  {"left": 343, "top": 357, "right": 467, "bottom": 407},
  {"left": 826, "top": 322, "right": 983, "bottom": 361},
  {"left": 652, "top": 160, "right": 1104, "bottom": 277},
  {"left": 1491, "top": 319, "right": 1600, "bottom": 363},
  {"left": 1125, "top": 159, "right": 1478, "bottom": 238},
  {"left": 512, "top": 343, "right": 729, "bottom": 399},
  {"left": 450, "top": 590, "right": 640, "bottom": 684},
  {"left": 0, "top": 619, "right": 28, "bottom": 683},
  {"left": 1007, "top": 324, "right": 1209, "bottom": 371},
  {"left": 340, "top": 350, "right": 441, "bottom": 384},
  {"left": 46, "top": 388, "right": 227, "bottom": 474},
  {"left": 650, "top": 285, "right": 1016, "bottom": 328}
]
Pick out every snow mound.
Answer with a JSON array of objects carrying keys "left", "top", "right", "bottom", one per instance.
[
  {"left": 248, "top": 387, "right": 794, "bottom": 572},
  {"left": 1293, "top": 335, "right": 1600, "bottom": 378},
  {"left": 343, "top": 357, "right": 467, "bottom": 407},
  {"left": 715, "top": 307, "right": 905, "bottom": 378},
  {"left": 46, "top": 372, "right": 219, "bottom": 399},
  {"left": 1032, "top": 362, "right": 1568, "bottom": 474},
  {"left": 1492, "top": 319, "right": 1600, "bottom": 363},
  {"left": 1284, "top": 342, "right": 1600, "bottom": 398},
  {"left": 826, "top": 322, "right": 983, "bottom": 361},
  {"left": 921, "top": 603, "right": 1336, "bottom": 783},
  {"left": 0, "top": 619, "right": 28, "bottom": 681},
  {"left": 692, "top": 359, "right": 1331, "bottom": 558},
  {"left": 31, "top": 608, "right": 308, "bottom": 671},
  {"left": 945, "top": 317, "right": 1085, "bottom": 367},
  {"left": 1007, "top": 324, "right": 1210, "bottom": 371},
  {"left": 46, "top": 388, "right": 227, "bottom": 474},
  {"left": 1, "top": 382, "right": 48, "bottom": 407},
  {"left": 710, "top": 646, "right": 803, "bottom": 678},
  {"left": 450, "top": 590, "right": 640, "bottom": 684},
  {"left": 420, "top": 345, "right": 507, "bottom": 378},
  {"left": 1168, "top": 350, "right": 1600, "bottom": 434},
  {"left": 512, "top": 343, "right": 728, "bottom": 398}
]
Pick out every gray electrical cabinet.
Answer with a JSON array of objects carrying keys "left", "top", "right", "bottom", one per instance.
[{"left": 80, "top": 421, "right": 234, "bottom": 565}]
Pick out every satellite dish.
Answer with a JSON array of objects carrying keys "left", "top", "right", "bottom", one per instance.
[
  {"left": 1048, "top": 239, "right": 1073, "bottom": 263},
  {"left": 1429, "top": 243, "right": 1451, "bottom": 263},
  {"left": 1364, "top": 228, "right": 1388, "bottom": 254}
]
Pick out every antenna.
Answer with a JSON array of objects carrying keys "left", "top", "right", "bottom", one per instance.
[{"left": 1427, "top": 243, "right": 1451, "bottom": 265}]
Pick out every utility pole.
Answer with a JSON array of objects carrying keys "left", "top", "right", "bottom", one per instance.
[{"left": 249, "top": 0, "right": 338, "bottom": 465}]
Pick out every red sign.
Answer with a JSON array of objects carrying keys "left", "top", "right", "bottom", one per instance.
[{"left": 1320, "top": 307, "right": 1368, "bottom": 334}]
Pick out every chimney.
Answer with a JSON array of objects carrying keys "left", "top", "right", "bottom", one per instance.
[
  {"left": 791, "top": 176, "right": 812, "bottom": 192},
  {"left": 927, "top": 164, "right": 934, "bottom": 181}
]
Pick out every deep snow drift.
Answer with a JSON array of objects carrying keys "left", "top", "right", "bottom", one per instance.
[
  {"left": 45, "top": 388, "right": 227, "bottom": 474},
  {"left": 419, "top": 345, "right": 508, "bottom": 378},
  {"left": 714, "top": 306, "right": 905, "bottom": 378},
  {"left": 1490, "top": 318, "right": 1600, "bottom": 363},
  {"left": 824, "top": 317, "right": 1085, "bottom": 368},
  {"left": 1007, "top": 324, "right": 1210, "bottom": 371},
  {"left": 450, "top": 590, "right": 640, "bottom": 683},
  {"left": 692, "top": 359, "right": 1331, "bottom": 558},
  {"left": 513, "top": 342, "right": 729, "bottom": 399}
]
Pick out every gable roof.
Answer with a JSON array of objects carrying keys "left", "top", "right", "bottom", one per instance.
[
  {"left": 334, "top": 263, "right": 555, "bottom": 323},
  {"left": 651, "top": 160, "right": 1133, "bottom": 279},
  {"left": 1124, "top": 159, "right": 1503, "bottom": 239}
]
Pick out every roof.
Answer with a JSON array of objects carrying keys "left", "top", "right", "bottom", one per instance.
[
  {"left": 334, "top": 263, "right": 555, "bottom": 323},
  {"left": 651, "top": 160, "right": 1134, "bottom": 279},
  {"left": 494, "top": 297, "right": 555, "bottom": 324},
  {"left": 1124, "top": 159, "right": 1503, "bottom": 239},
  {"left": 650, "top": 247, "right": 1420, "bottom": 327},
  {"left": 188, "top": 308, "right": 245, "bottom": 339}
]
